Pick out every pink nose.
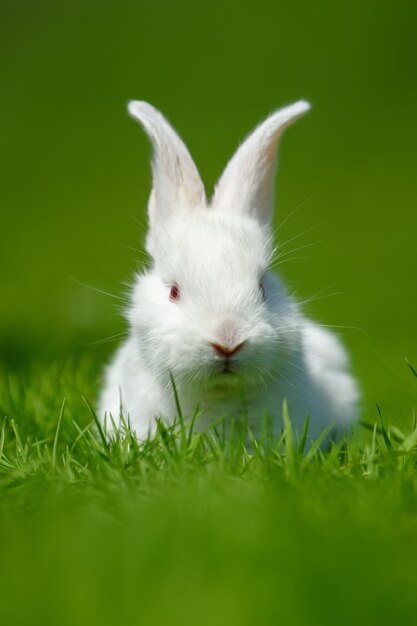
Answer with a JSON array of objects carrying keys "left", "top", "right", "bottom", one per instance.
[{"left": 210, "top": 341, "right": 246, "bottom": 358}]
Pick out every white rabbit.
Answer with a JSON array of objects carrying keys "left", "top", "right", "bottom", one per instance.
[{"left": 99, "top": 100, "right": 360, "bottom": 443}]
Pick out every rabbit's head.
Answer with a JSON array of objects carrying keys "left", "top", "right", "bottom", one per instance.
[{"left": 127, "top": 101, "right": 310, "bottom": 391}]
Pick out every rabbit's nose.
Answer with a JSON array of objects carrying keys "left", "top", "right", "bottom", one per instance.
[
  {"left": 210, "top": 341, "right": 246, "bottom": 358},
  {"left": 215, "top": 319, "right": 239, "bottom": 345}
]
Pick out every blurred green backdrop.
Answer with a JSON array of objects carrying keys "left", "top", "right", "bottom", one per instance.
[{"left": 1, "top": 0, "right": 416, "bottom": 419}]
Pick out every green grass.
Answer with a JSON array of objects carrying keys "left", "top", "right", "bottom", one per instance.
[
  {"left": 1, "top": 359, "right": 417, "bottom": 626},
  {"left": 2, "top": 2, "right": 416, "bottom": 623}
]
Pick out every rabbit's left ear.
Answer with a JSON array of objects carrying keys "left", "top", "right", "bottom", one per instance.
[{"left": 212, "top": 101, "right": 310, "bottom": 225}]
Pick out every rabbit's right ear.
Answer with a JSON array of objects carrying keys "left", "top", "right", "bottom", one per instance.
[{"left": 128, "top": 101, "right": 206, "bottom": 252}]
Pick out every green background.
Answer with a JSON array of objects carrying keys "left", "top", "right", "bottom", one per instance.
[{"left": 1, "top": 0, "right": 416, "bottom": 419}]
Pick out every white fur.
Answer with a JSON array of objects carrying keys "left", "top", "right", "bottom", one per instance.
[{"left": 99, "top": 101, "right": 360, "bottom": 443}]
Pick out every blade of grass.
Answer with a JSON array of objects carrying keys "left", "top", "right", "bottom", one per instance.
[
  {"left": 10, "top": 419, "right": 26, "bottom": 462},
  {"left": 301, "top": 422, "right": 335, "bottom": 468},
  {"left": 376, "top": 404, "right": 393, "bottom": 450},
  {"left": 405, "top": 357, "right": 417, "bottom": 379},
  {"left": 401, "top": 424, "right": 417, "bottom": 453},
  {"left": 170, "top": 373, "right": 187, "bottom": 450},
  {"left": 297, "top": 415, "right": 310, "bottom": 455},
  {"left": 82, "top": 396, "right": 110, "bottom": 457},
  {"left": 52, "top": 398, "right": 66, "bottom": 471},
  {"left": 0, "top": 418, "right": 6, "bottom": 462},
  {"left": 187, "top": 404, "right": 202, "bottom": 447},
  {"left": 70, "top": 420, "right": 94, "bottom": 452},
  {"left": 282, "top": 400, "right": 297, "bottom": 478}
]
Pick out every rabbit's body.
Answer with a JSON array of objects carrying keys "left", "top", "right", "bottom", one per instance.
[
  {"left": 101, "top": 317, "right": 357, "bottom": 441},
  {"left": 100, "top": 101, "right": 359, "bottom": 442}
]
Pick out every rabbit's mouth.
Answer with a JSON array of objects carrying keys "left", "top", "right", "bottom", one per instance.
[
  {"left": 214, "top": 359, "right": 242, "bottom": 377},
  {"left": 215, "top": 356, "right": 238, "bottom": 374},
  {"left": 203, "top": 354, "right": 249, "bottom": 385},
  {"left": 205, "top": 367, "right": 243, "bottom": 392}
]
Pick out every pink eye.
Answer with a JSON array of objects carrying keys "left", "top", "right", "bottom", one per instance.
[{"left": 169, "top": 283, "right": 180, "bottom": 302}]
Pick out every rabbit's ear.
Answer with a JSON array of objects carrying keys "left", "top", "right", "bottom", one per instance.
[
  {"left": 128, "top": 101, "right": 206, "bottom": 230},
  {"left": 211, "top": 101, "right": 310, "bottom": 225}
]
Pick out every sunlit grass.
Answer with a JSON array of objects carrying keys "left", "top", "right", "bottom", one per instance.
[{"left": 1, "top": 359, "right": 417, "bottom": 626}]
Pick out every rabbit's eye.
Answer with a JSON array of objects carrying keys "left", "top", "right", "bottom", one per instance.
[
  {"left": 259, "top": 282, "right": 266, "bottom": 301},
  {"left": 169, "top": 283, "right": 180, "bottom": 302}
]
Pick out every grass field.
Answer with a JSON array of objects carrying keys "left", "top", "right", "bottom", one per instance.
[
  {"left": 2, "top": 2, "right": 417, "bottom": 624},
  {"left": 1, "top": 357, "right": 417, "bottom": 626}
]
